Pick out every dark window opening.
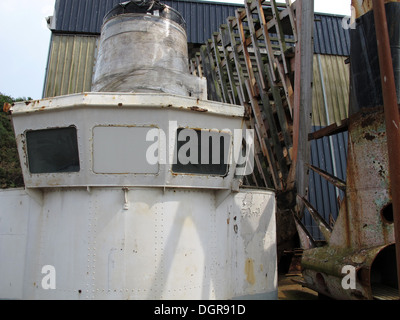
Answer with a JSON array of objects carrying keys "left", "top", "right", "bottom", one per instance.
[
  {"left": 172, "top": 128, "right": 230, "bottom": 176},
  {"left": 26, "top": 127, "right": 80, "bottom": 174},
  {"left": 371, "top": 244, "right": 398, "bottom": 298},
  {"left": 381, "top": 203, "right": 394, "bottom": 224}
]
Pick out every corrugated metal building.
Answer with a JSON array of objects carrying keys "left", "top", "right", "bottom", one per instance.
[
  {"left": 51, "top": 0, "right": 242, "bottom": 43},
  {"left": 43, "top": 0, "right": 242, "bottom": 97},
  {"left": 309, "top": 13, "right": 350, "bottom": 239},
  {"left": 309, "top": 54, "right": 349, "bottom": 240},
  {"left": 43, "top": 0, "right": 350, "bottom": 240}
]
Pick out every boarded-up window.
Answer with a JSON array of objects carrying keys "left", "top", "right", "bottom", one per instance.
[{"left": 26, "top": 127, "right": 80, "bottom": 174}]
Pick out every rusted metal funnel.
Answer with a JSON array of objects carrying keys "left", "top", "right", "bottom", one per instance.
[{"left": 91, "top": 0, "right": 206, "bottom": 99}]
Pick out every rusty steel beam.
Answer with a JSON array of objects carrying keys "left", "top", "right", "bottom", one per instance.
[
  {"left": 297, "top": 195, "right": 332, "bottom": 242},
  {"left": 293, "top": 213, "right": 316, "bottom": 249},
  {"left": 308, "top": 118, "right": 349, "bottom": 141},
  {"left": 372, "top": 0, "right": 400, "bottom": 295},
  {"left": 306, "top": 164, "right": 346, "bottom": 191}
]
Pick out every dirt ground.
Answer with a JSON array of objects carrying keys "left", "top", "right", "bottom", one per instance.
[{"left": 278, "top": 274, "right": 319, "bottom": 300}]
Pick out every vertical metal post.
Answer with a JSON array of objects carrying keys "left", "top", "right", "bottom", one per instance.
[
  {"left": 372, "top": 0, "right": 400, "bottom": 295},
  {"left": 290, "top": 0, "right": 314, "bottom": 196}
]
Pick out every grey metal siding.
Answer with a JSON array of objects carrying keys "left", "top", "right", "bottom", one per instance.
[
  {"left": 166, "top": 1, "right": 239, "bottom": 44},
  {"left": 52, "top": 0, "right": 350, "bottom": 55},
  {"left": 54, "top": 0, "right": 116, "bottom": 34},
  {"left": 306, "top": 129, "right": 348, "bottom": 240},
  {"left": 53, "top": 0, "right": 240, "bottom": 43},
  {"left": 305, "top": 54, "right": 350, "bottom": 240},
  {"left": 314, "top": 14, "right": 350, "bottom": 56}
]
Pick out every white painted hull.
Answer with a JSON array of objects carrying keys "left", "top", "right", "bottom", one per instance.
[{"left": 0, "top": 187, "right": 277, "bottom": 300}]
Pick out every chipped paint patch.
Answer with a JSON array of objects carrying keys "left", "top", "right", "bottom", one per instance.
[{"left": 245, "top": 259, "right": 255, "bottom": 285}]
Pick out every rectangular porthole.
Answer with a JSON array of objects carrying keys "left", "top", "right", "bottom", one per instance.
[
  {"left": 26, "top": 127, "right": 80, "bottom": 174},
  {"left": 172, "top": 128, "right": 231, "bottom": 176}
]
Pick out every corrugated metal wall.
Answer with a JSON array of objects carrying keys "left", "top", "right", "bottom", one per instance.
[
  {"left": 307, "top": 128, "right": 348, "bottom": 240},
  {"left": 43, "top": 35, "right": 98, "bottom": 98},
  {"left": 52, "top": 0, "right": 350, "bottom": 50},
  {"left": 52, "top": 0, "right": 240, "bottom": 44},
  {"left": 306, "top": 54, "right": 350, "bottom": 240},
  {"left": 313, "top": 55, "right": 350, "bottom": 127},
  {"left": 314, "top": 13, "right": 350, "bottom": 56},
  {"left": 164, "top": 0, "right": 240, "bottom": 44}
]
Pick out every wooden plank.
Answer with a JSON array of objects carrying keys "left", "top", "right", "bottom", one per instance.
[
  {"left": 227, "top": 17, "right": 249, "bottom": 104},
  {"left": 255, "top": 73, "right": 289, "bottom": 179},
  {"left": 195, "top": 53, "right": 203, "bottom": 78},
  {"left": 206, "top": 40, "right": 222, "bottom": 100},
  {"left": 212, "top": 34, "right": 231, "bottom": 103},
  {"left": 252, "top": 127, "right": 273, "bottom": 187},
  {"left": 271, "top": 0, "right": 289, "bottom": 74},
  {"left": 190, "top": 59, "right": 197, "bottom": 76},
  {"left": 285, "top": 0, "right": 298, "bottom": 41},
  {"left": 200, "top": 45, "right": 221, "bottom": 102},
  {"left": 245, "top": 1, "right": 269, "bottom": 91},
  {"left": 245, "top": 80, "right": 281, "bottom": 189},
  {"left": 220, "top": 25, "right": 240, "bottom": 105},
  {"left": 256, "top": 0, "right": 278, "bottom": 83},
  {"left": 276, "top": 56, "right": 295, "bottom": 117},
  {"left": 236, "top": 10, "right": 256, "bottom": 86},
  {"left": 242, "top": 104, "right": 272, "bottom": 188},
  {"left": 269, "top": 82, "right": 293, "bottom": 157}
]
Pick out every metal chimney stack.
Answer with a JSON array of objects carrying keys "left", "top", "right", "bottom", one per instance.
[{"left": 91, "top": 0, "right": 207, "bottom": 99}]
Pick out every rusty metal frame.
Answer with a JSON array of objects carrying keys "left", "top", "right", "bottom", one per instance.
[{"left": 372, "top": 0, "right": 400, "bottom": 294}]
